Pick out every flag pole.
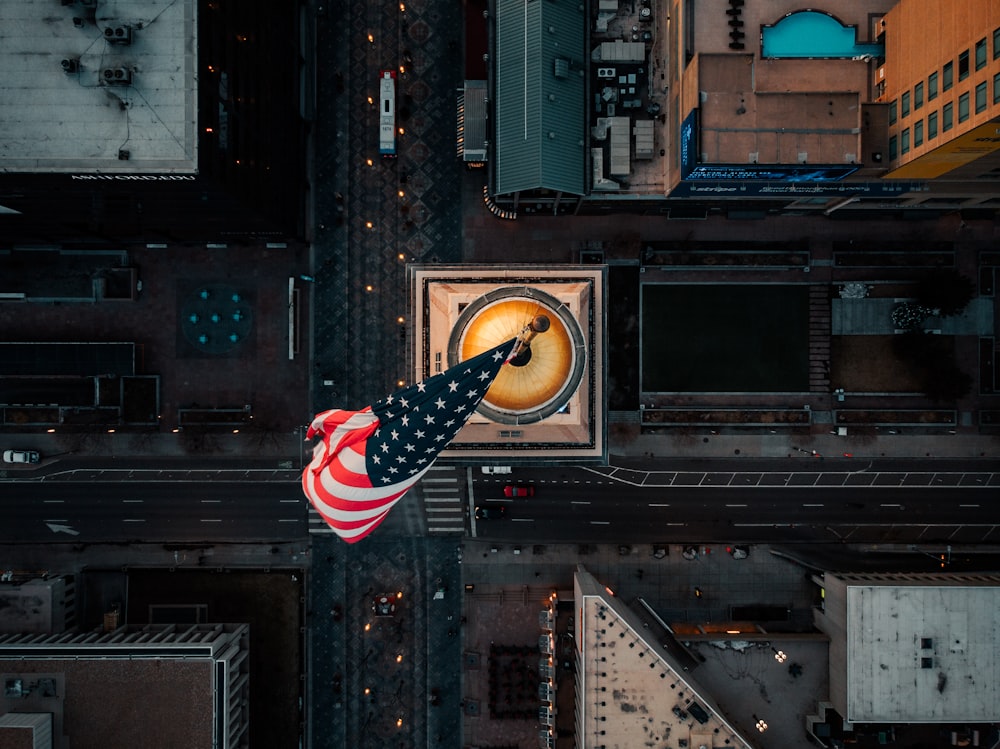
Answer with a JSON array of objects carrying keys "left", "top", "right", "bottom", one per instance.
[{"left": 507, "top": 314, "right": 550, "bottom": 365}]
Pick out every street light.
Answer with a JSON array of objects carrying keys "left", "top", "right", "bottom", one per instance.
[{"left": 773, "top": 648, "right": 787, "bottom": 663}]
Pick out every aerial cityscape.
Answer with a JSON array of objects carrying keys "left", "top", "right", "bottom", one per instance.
[{"left": 0, "top": 0, "right": 998, "bottom": 747}]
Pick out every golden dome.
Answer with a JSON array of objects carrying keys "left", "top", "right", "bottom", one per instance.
[{"left": 459, "top": 298, "right": 575, "bottom": 414}]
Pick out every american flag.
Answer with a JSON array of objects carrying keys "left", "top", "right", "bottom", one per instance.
[{"left": 302, "top": 338, "right": 517, "bottom": 543}]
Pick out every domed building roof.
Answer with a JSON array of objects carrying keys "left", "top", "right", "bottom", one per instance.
[{"left": 448, "top": 286, "right": 586, "bottom": 424}]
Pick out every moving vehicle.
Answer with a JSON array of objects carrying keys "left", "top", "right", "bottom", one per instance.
[
  {"left": 378, "top": 69, "right": 397, "bottom": 158},
  {"left": 503, "top": 484, "right": 534, "bottom": 498},
  {"left": 728, "top": 545, "right": 750, "bottom": 560},
  {"left": 3, "top": 449, "right": 40, "bottom": 464},
  {"left": 482, "top": 465, "right": 512, "bottom": 475},
  {"left": 474, "top": 505, "right": 506, "bottom": 520}
]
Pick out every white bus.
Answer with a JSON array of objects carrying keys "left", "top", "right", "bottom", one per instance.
[{"left": 378, "top": 69, "right": 397, "bottom": 158}]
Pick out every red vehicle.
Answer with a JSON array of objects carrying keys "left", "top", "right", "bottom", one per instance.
[{"left": 503, "top": 484, "right": 534, "bottom": 498}]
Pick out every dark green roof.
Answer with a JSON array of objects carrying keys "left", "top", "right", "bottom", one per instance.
[{"left": 495, "top": 0, "right": 586, "bottom": 196}]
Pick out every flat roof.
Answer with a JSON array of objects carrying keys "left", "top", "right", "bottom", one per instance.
[
  {"left": 574, "top": 567, "right": 756, "bottom": 749},
  {"left": 0, "top": 0, "right": 197, "bottom": 173},
  {"left": 847, "top": 583, "right": 1000, "bottom": 723},
  {"left": 0, "top": 658, "right": 212, "bottom": 747}
]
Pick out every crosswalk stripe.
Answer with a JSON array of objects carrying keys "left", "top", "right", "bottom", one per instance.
[
  {"left": 422, "top": 477, "right": 458, "bottom": 483},
  {"left": 424, "top": 497, "right": 460, "bottom": 503}
]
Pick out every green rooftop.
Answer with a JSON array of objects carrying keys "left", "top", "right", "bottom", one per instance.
[{"left": 494, "top": 0, "right": 586, "bottom": 196}]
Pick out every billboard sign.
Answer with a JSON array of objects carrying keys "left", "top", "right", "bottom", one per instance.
[
  {"left": 679, "top": 109, "right": 697, "bottom": 178},
  {"left": 685, "top": 165, "right": 859, "bottom": 181}
]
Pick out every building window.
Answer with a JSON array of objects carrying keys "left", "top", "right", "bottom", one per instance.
[
  {"left": 994, "top": 27, "right": 1000, "bottom": 59},
  {"left": 958, "top": 50, "right": 969, "bottom": 81},
  {"left": 901, "top": 91, "right": 910, "bottom": 117},
  {"left": 943, "top": 61, "right": 953, "bottom": 91},
  {"left": 958, "top": 92, "right": 969, "bottom": 122},
  {"left": 995, "top": 72, "right": 1000, "bottom": 104},
  {"left": 928, "top": 72, "right": 938, "bottom": 101},
  {"left": 943, "top": 102, "right": 953, "bottom": 131},
  {"left": 901, "top": 128, "right": 910, "bottom": 154},
  {"left": 928, "top": 110, "right": 938, "bottom": 139},
  {"left": 914, "top": 82, "right": 924, "bottom": 109},
  {"left": 977, "top": 82, "right": 988, "bottom": 113},
  {"left": 889, "top": 135, "right": 897, "bottom": 160},
  {"left": 976, "top": 38, "right": 987, "bottom": 70},
  {"left": 914, "top": 119, "right": 923, "bottom": 147},
  {"left": 889, "top": 100, "right": 897, "bottom": 124}
]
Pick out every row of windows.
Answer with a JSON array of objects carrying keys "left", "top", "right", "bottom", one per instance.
[
  {"left": 888, "top": 80, "right": 996, "bottom": 161},
  {"left": 889, "top": 30, "right": 1000, "bottom": 125}
]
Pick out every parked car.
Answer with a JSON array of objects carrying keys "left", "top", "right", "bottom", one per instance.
[
  {"left": 728, "top": 545, "right": 750, "bottom": 560},
  {"left": 503, "top": 484, "right": 534, "bottom": 498},
  {"left": 475, "top": 505, "right": 506, "bottom": 520},
  {"left": 3, "top": 449, "right": 40, "bottom": 464}
]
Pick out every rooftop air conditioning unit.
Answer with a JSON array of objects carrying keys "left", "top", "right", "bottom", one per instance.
[
  {"left": 104, "top": 25, "right": 132, "bottom": 44},
  {"left": 102, "top": 67, "right": 133, "bottom": 85},
  {"left": 61, "top": 58, "right": 79, "bottom": 73}
]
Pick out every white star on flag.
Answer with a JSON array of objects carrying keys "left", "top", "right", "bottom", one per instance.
[{"left": 301, "top": 338, "right": 517, "bottom": 543}]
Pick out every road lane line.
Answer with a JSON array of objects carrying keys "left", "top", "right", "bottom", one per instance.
[
  {"left": 123, "top": 518, "right": 145, "bottom": 522},
  {"left": 725, "top": 504, "right": 747, "bottom": 508},
  {"left": 959, "top": 504, "right": 979, "bottom": 508},
  {"left": 280, "top": 499, "right": 299, "bottom": 503},
  {"left": 122, "top": 499, "right": 144, "bottom": 503},
  {"left": 278, "top": 518, "right": 299, "bottom": 523},
  {"left": 589, "top": 521, "right": 610, "bottom": 525},
  {"left": 43, "top": 500, "right": 65, "bottom": 504},
  {"left": 201, "top": 499, "right": 221, "bottom": 503},
  {"left": 200, "top": 519, "right": 222, "bottom": 522},
  {"left": 649, "top": 503, "right": 670, "bottom": 507},
  {"left": 510, "top": 518, "right": 534, "bottom": 522},
  {"left": 803, "top": 503, "right": 824, "bottom": 507},
  {"left": 423, "top": 477, "right": 457, "bottom": 483},
  {"left": 571, "top": 501, "right": 591, "bottom": 505}
]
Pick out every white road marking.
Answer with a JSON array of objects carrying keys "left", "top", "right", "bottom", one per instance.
[
  {"left": 123, "top": 518, "right": 145, "bottom": 523},
  {"left": 571, "top": 501, "right": 591, "bottom": 505},
  {"left": 590, "top": 521, "right": 610, "bottom": 525},
  {"left": 649, "top": 503, "right": 670, "bottom": 507}
]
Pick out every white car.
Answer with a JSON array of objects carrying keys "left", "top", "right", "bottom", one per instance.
[{"left": 3, "top": 449, "right": 40, "bottom": 464}]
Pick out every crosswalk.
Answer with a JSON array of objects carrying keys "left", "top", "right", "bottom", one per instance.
[
  {"left": 307, "top": 465, "right": 467, "bottom": 536},
  {"left": 420, "top": 466, "right": 466, "bottom": 536}
]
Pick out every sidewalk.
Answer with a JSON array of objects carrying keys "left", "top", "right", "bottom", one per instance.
[{"left": 2, "top": 427, "right": 996, "bottom": 477}]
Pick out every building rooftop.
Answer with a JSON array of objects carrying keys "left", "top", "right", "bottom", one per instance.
[
  {"left": 844, "top": 576, "right": 1000, "bottom": 723},
  {"left": 0, "top": 0, "right": 197, "bottom": 174},
  {"left": 574, "top": 566, "right": 756, "bottom": 749}
]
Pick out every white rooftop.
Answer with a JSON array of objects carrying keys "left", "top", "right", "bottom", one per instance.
[
  {"left": 0, "top": 0, "right": 197, "bottom": 173},
  {"left": 847, "top": 583, "right": 1000, "bottom": 723},
  {"left": 574, "top": 567, "right": 756, "bottom": 749}
]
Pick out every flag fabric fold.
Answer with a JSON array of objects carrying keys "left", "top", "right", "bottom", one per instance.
[{"left": 302, "top": 338, "right": 517, "bottom": 543}]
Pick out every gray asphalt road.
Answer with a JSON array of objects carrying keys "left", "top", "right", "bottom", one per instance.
[{"left": 3, "top": 482, "right": 307, "bottom": 543}]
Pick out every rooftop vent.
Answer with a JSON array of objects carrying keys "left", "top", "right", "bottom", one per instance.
[
  {"left": 102, "top": 67, "right": 133, "bottom": 86},
  {"left": 61, "top": 58, "right": 79, "bottom": 73},
  {"left": 104, "top": 25, "right": 132, "bottom": 45}
]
